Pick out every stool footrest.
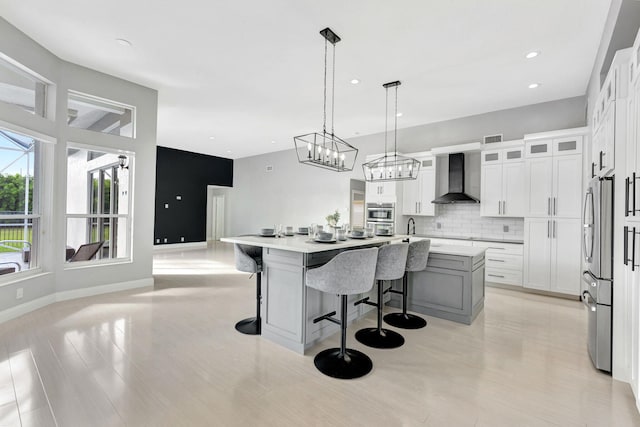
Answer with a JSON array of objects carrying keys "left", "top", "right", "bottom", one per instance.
[
  {"left": 313, "top": 311, "right": 340, "bottom": 325},
  {"left": 354, "top": 297, "right": 378, "bottom": 308},
  {"left": 388, "top": 289, "right": 403, "bottom": 295}
]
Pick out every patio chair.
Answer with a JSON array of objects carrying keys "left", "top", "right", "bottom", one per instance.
[
  {"left": 69, "top": 241, "right": 104, "bottom": 262},
  {"left": 0, "top": 262, "right": 21, "bottom": 275}
]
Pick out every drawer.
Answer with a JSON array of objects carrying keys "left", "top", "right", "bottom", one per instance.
[
  {"left": 472, "top": 240, "right": 523, "bottom": 255},
  {"left": 485, "top": 253, "right": 522, "bottom": 271},
  {"left": 426, "top": 253, "right": 471, "bottom": 272},
  {"left": 485, "top": 269, "right": 523, "bottom": 286}
]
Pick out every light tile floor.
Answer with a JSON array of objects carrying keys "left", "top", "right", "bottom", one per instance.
[{"left": 0, "top": 242, "right": 638, "bottom": 426}]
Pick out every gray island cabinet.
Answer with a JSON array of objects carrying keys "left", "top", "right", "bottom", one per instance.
[
  {"left": 221, "top": 235, "right": 486, "bottom": 354},
  {"left": 389, "top": 244, "right": 486, "bottom": 325}
]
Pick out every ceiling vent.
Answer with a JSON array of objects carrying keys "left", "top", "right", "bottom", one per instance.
[
  {"left": 483, "top": 134, "right": 503, "bottom": 145},
  {"left": 265, "top": 165, "right": 274, "bottom": 172}
]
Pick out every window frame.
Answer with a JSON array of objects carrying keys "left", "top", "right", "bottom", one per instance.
[
  {"left": 64, "top": 143, "right": 134, "bottom": 267},
  {"left": 67, "top": 90, "right": 137, "bottom": 139}
]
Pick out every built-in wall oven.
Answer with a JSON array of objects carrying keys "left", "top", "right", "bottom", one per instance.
[
  {"left": 582, "top": 176, "right": 613, "bottom": 372},
  {"left": 366, "top": 203, "right": 395, "bottom": 236}
]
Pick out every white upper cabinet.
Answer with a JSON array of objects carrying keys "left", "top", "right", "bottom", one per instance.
[
  {"left": 480, "top": 145, "right": 525, "bottom": 218},
  {"left": 524, "top": 130, "right": 584, "bottom": 219},
  {"left": 366, "top": 180, "right": 397, "bottom": 204},
  {"left": 402, "top": 156, "right": 436, "bottom": 216}
]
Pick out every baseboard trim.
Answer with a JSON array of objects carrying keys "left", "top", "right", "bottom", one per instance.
[
  {"left": 0, "top": 277, "right": 154, "bottom": 324},
  {"left": 0, "top": 294, "right": 56, "bottom": 324},
  {"left": 153, "top": 242, "right": 207, "bottom": 251},
  {"left": 56, "top": 277, "right": 154, "bottom": 302}
]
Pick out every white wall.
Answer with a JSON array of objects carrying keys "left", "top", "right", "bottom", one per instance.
[
  {"left": 228, "top": 96, "right": 586, "bottom": 236},
  {"left": 0, "top": 18, "right": 157, "bottom": 314}
]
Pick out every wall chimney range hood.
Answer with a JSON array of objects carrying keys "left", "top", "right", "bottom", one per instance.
[{"left": 431, "top": 153, "right": 480, "bottom": 204}]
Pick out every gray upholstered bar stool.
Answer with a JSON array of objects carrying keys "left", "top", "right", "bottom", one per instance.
[
  {"left": 384, "top": 239, "right": 430, "bottom": 329},
  {"left": 355, "top": 243, "right": 409, "bottom": 349},
  {"left": 306, "top": 247, "right": 378, "bottom": 379},
  {"left": 233, "top": 244, "right": 263, "bottom": 335}
]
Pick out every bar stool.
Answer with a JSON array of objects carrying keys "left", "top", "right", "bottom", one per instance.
[
  {"left": 384, "top": 239, "right": 430, "bottom": 329},
  {"left": 355, "top": 243, "right": 409, "bottom": 349},
  {"left": 306, "top": 247, "right": 378, "bottom": 379},
  {"left": 233, "top": 244, "right": 263, "bottom": 335}
]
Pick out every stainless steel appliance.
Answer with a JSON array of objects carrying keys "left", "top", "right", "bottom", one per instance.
[
  {"left": 582, "top": 176, "right": 613, "bottom": 372},
  {"left": 366, "top": 203, "right": 395, "bottom": 223}
]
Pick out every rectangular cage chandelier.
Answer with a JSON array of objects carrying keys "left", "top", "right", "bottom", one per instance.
[
  {"left": 294, "top": 27, "right": 358, "bottom": 172},
  {"left": 363, "top": 80, "right": 420, "bottom": 182}
]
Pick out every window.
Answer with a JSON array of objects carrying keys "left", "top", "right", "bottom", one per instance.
[
  {"left": 66, "top": 146, "right": 132, "bottom": 264},
  {"left": 0, "top": 129, "right": 41, "bottom": 276},
  {"left": 0, "top": 53, "right": 48, "bottom": 116},
  {"left": 67, "top": 91, "right": 135, "bottom": 138}
]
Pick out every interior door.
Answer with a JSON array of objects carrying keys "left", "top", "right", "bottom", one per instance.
[
  {"left": 553, "top": 154, "right": 582, "bottom": 218},
  {"left": 524, "top": 218, "right": 551, "bottom": 291},
  {"left": 480, "top": 163, "right": 502, "bottom": 217},
  {"left": 550, "top": 218, "right": 582, "bottom": 295},
  {"left": 502, "top": 161, "right": 525, "bottom": 217},
  {"left": 525, "top": 157, "right": 553, "bottom": 217}
]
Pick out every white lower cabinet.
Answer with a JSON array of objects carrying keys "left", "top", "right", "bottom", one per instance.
[
  {"left": 472, "top": 241, "right": 523, "bottom": 287},
  {"left": 524, "top": 217, "right": 581, "bottom": 295}
]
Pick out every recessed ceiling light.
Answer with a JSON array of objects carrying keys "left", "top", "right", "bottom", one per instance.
[
  {"left": 351, "top": 79, "right": 360, "bottom": 84},
  {"left": 226, "top": 150, "right": 232, "bottom": 153},
  {"left": 525, "top": 51, "right": 540, "bottom": 59},
  {"left": 209, "top": 136, "right": 215, "bottom": 140},
  {"left": 396, "top": 112, "right": 403, "bottom": 117},
  {"left": 528, "top": 83, "right": 540, "bottom": 89},
  {"left": 115, "top": 38, "right": 132, "bottom": 47},
  {"left": 271, "top": 140, "right": 276, "bottom": 144}
]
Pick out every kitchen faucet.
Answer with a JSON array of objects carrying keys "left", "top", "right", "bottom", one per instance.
[{"left": 407, "top": 217, "right": 416, "bottom": 235}]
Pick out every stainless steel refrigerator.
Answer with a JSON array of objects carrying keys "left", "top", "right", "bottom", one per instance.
[{"left": 582, "top": 176, "right": 613, "bottom": 372}]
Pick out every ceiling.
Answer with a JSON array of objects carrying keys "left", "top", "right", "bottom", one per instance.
[{"left": 1, "top": 0, "right": 611, "bottom": 159}]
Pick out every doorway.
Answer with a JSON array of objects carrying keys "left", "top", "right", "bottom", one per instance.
[{"left": 207, "top": 186, "right": 227, "bottom": 241}]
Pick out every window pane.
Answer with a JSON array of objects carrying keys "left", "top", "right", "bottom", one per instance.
[
  {"left": 0, "top": 54, "right": 47, "bottom": 116},
  {"left": 68, "top": 92, "right": 134, "bottom": 138},
  {"left": 67, "top": 148, "right": 130, "bottom": 215},
  {"left": 0, "top": 218, "right": 38, "bottom": 274},
  {"left": 0, "top": 130, "right": 35, "bottom": 215},
  {"left": 66, "top": 217, "right": 128, "bottom": 261}
]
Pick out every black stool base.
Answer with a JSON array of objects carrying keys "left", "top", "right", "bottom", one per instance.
[
  {"left": 355, "top": 327, "right": 405, "bottom": 349},
  {"left": 383, "top": 312, "right": 427, "bottom": 329},
  {"left": 235, "top": 317, "right": 260, "bottom": 335},
  {"left": 314, "top": 348, "right": 373, "bottom": 379}
]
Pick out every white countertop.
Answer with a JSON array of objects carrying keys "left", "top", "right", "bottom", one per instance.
[{"left": 221, "top": 234, "right": 486, "bottom": 257}]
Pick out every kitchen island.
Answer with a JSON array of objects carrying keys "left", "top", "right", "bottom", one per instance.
[{"left": 221, "top": 234, "right": 485, "bottom": 354}]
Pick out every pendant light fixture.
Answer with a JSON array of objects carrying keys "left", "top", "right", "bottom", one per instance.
[
  {"left": 362, "top": 81, "right": 420, "bottom": 182},
  {"left": 294, "top": 27, "right": 358, "bottom": 172}
]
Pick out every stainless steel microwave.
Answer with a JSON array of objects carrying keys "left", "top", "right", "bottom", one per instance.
[{"left": 366, "top": 203, "right": 395, "bottom": 223}]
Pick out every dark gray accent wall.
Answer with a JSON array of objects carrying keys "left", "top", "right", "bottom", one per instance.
[{"left": 155, "top": 146, "right": 233, "bottom": 245}]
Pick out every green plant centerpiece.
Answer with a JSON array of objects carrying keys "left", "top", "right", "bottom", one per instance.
[{"left": 325, "top": 210, "right": 340, "bottom": 228}]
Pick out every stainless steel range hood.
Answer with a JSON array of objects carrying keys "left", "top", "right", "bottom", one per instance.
[{"left": 431, "top": 153, "right": 480, "bottom": 204}]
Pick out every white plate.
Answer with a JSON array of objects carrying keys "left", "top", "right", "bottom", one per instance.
[{"left": 348, "top": 234, "right": 367, "bottom": 239}]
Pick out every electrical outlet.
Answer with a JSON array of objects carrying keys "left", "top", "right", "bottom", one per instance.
[
  {"left": 164, "top": 203, "right": 169, "bottom": 209},
  {"left": 156, "top": 238, "right": 160, "bottom": 244},
  {"left": 163, "top": 238, "right": 168, "bottom": 243},
  {"left": 436, "top": 222, "right": 442, "bottom": 229},
  {"left": 176, "top": 195, "right": 182, "bottom": 200},
  {"left": 180, "top": 237, "right": 185, "bottom": 242},
  {"left": 16, "top": 288, "right": 23, "bottom": 299},
  {"left": 503, "top": 225, "right": 509, "bottom": 233}
]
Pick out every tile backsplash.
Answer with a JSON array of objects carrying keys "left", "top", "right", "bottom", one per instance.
[{"left": 403, "top": 204, "right": 524, "bottom": 241}]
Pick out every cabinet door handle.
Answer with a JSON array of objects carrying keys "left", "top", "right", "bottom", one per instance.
[
  {"left": 498, "top": 201, "right": 501, "bottom": 215},
  {"left": 553, "top": 197, "right": 557, "bottom": 216},
  {"left": 624, "top": 226, "right": 630, "bottom": 266},
  {"left": 547, "top": 220, "right": 550, "bottom": 238},
  {"left": 503, "top": 200, "right": 506, "bottom": 215},
  {"left": 634, "top": 172, "right": 638, "bottom": 217},
  {"left": 633, "top": 227, "right": 637, "bottom": 272},
  {"left": 591, "top": 162, "right": 595, "bottom": 178},
  {"left": 488, "top": 259, "right": 505, "bottom": 262},
  {"left": 548, "top": 197, "right": 551, "bottom": 215},
  {"left": 419, "top": 202, "right": 421, "bottom": 213},
  {"left": 488, "top": 274, "right": 505, "bottom": 278},
  {"left": 599, "top": 151, "right": 604, "bottom": 170},
  {"left": 626, "top": 177, "right": 631, "bottom": 217},
  {"left": 553, "top": 220, "right": 556, "bottom": 239},
  {"left": 415, "top": 202, "right": 418, "bottom": 213}
]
